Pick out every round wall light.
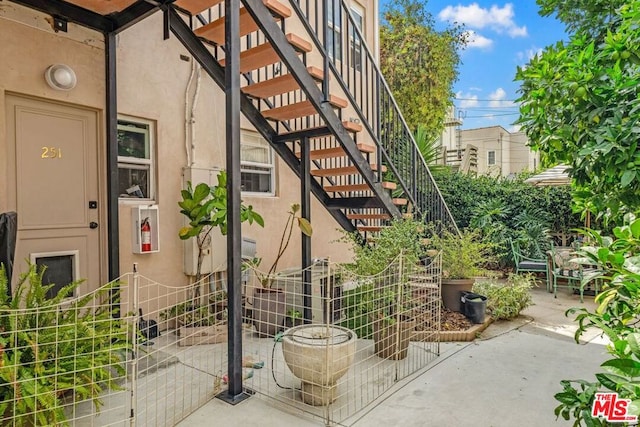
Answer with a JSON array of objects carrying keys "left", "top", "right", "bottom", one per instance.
[{"left": 44, "top": 64, "right": 77, "bottom": 91}]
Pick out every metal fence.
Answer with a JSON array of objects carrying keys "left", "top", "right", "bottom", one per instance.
[
  {"left": 242, "top": 253, "right": 441, "bottom": 425},
  {"left": 1, "top": 253, "right": 440, "bottom": 426}
]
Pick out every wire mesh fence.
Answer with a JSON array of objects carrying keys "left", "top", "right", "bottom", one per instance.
[
  {"left": 242, "top": 252, "right": 441, "bottom": 426},
  {"left": 0, "top": 267, "right": 134, "bottom": 427},
  {"left": 1, "top": 253, "right": 440, "bottom": 426}
]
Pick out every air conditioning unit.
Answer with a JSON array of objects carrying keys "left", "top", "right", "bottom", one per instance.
[{"left": 274, "top": 262, "right": 342, "bottom": 324}]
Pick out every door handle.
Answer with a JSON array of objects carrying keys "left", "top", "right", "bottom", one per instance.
[{"left": 89, "top": 222, "right": 99, "bottom": 229}]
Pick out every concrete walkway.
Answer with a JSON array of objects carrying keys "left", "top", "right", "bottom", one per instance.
[{"left": 179, "top": 286, "right": 608, "bottom": 426}]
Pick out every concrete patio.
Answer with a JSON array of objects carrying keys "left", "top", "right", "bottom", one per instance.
[{"left": 178, "top": 285, "right": 608, "bottom": 426}]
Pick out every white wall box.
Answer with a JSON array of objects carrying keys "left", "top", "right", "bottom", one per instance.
[{"left": 131, "top": 205, "right": 160, "bottom": 254}]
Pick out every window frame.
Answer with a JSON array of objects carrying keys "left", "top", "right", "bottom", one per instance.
[
  {"left": 117, "top": 115, "right": 156, "bottom": 202},
  {"left": 327, "top": 0, "right": 342, "bottom": 61},
  {"left": 241, "top": 131, "right": 276, "bottom": 197},
  {"left": 487, "top": 150, "right": 497, "bottom": 166},
  {"left": 349, "top": 3, "right": 364, "bottom": 71}
]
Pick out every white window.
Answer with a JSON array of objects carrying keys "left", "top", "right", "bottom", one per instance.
[
  {"left": 117, "top": 117, "right": 156, "bottom": 200},
  {"left": 487, "top": 150, "right": 496, "bottom": 166},
  {"left": 241, "top": 132, "right": 275, "bottom": 196},
  {"left": 327, "top": 0, "right": 342, "bottom": 60},
  {"left": 349, "top": 3, "right": 364, "bottom": 70}
]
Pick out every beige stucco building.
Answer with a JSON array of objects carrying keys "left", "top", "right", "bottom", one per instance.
[
  {"left": 1, "top": 0, "right": 456, "bottom": 315},
  {"left": 441, "top": 124, "right": 539, "bottom": 177}
]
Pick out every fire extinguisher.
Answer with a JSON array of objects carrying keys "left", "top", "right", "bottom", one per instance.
[{"left": 141, "top": 217, "right": 151, "bottom": 252}]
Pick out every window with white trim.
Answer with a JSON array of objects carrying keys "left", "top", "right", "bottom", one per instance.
[
  {"left": 349, "top": 3, "right": 364, "bottom": 70},
  {"left": 241, "top": 132, "right": 275, "bottom": 195},
  {"left": 327, "top": 0, "right": 342, "bottom": 60},
  {"left": 487, "top": 150, "right": 496, "bottom": 166},
  {"left": 117, "top": 117, "right": 156, "bottom": 200}
]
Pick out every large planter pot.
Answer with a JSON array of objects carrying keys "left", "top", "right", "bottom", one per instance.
[
  {"left": 373, "top": 318, "right": 416, "bottom": 360},
  {"left": 252, "top": 288, "right": 286, "bottom": 338},
  {"left": 441, "top": 278, "right": 474, "bottom": 312},
  {"left": 282, "top": 324, "right": 357, "bottom": 406}
]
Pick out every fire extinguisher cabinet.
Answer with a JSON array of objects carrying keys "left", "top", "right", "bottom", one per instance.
[{"left": 131, "top": 205, "right": 159, "bottom": 254}]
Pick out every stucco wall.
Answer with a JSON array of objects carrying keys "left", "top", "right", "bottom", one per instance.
[{"left": 1, "top": 4, "right": 355, "bottom": 303}]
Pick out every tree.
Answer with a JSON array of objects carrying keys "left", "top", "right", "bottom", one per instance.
[
  {"left": 515, "top": 0, "right": 640, "bottom": 221},
  {"left": 380, "top": 0, "right": 467, "bottom": 138}
]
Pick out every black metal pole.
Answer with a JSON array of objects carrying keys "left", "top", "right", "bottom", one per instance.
[
  {"left": 105, "top": 32, "right": 120, "bottom": 283},
  {"left": 218, "top": 0, "right": 249, "bottom": 405},
  {"left": 301, "top": 137, "right": 312, "bottom": 323}
]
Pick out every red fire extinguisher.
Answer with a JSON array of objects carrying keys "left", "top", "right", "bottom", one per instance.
[{"left": 141, "top": 217, "right": 151, "bottom": 252}]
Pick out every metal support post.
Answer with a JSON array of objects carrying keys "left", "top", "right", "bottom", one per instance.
[
  {"left": 301, "top": 137, "right": 312, "bottom": 323},
  {"left": 217, "top": 0, "right": 250, "bottom": 405}
]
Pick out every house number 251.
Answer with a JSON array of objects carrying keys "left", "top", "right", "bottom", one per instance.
[{"left": 41, "top": 147, "right": 63, "bottom": 159}]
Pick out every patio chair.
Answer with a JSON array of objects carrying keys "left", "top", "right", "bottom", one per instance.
[
  {"left": 509, "top": 239, "right": 549, "bottom": 291},
  {"left": 549, "top": 242, "right": 600, "bottom": 303}
]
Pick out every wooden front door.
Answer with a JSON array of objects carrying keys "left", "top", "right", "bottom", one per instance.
[{"left": 6, "top": 95, "right": 101, "bottom": 295}]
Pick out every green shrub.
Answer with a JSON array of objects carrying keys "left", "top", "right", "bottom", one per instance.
[
  {"left": 0, "top": 264, "right": 131, "bottom": 426},
  {"left": 472, "top": 274, "right": 536, "bottom": 320}
]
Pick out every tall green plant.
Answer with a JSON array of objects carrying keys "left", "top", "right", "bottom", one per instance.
[
  {"left": 0, "top": 265, "right": 130, "bottom": 426},
  {"left": 429, "top": 228, "right": 495, "bottom": 279},
  {"left": 553, "top": 214, "right": 640, "bottom": 424},
  {"left": 516, "top": 0, "right": 640, "bottom": 220},
  {"left": 179, "top": 170, "right": 264, "bottom": 285}
]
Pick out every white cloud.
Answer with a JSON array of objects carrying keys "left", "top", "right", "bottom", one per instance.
[
  {"left": 516, "top": 47, "right": 542, "bottom": 62},
  {"left": 456, "top": 91, "right": 479, "bottom": 108},
  {"left": 464, "top": 30, "right": 493, "bottom": 49},
  {"left": 438, "top": 3, "right": 528, "bottom": 38},
  {"left": 488, "top": 87, "right": 514, "bottom": 108},
  {"left": 509, "top": 124, "right": 522, "bottom": 133}
]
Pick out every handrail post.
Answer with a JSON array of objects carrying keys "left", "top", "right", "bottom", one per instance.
[{"left": 321, "top": 0, "right": 329, "bottom": 101}]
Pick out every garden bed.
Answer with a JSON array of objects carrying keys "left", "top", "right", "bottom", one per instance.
[{"left": 414, "top": 309, "right": 493, "bottom": 342}]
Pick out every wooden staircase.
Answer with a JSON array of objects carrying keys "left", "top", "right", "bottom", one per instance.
[{"left": 171, "top": 0, "right": 410, "bottom": 237}]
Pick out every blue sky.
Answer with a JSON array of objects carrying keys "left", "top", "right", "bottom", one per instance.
[{"left": 380, "top": 1, "right": 568, "bottom": 132}]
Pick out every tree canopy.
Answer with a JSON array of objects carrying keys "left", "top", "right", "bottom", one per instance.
[
  {"left": 516, "top": 0, "right": 640, "bottom": 220},
  {"left": 380, "top": 0, "right": 467, "bottom": 139}
]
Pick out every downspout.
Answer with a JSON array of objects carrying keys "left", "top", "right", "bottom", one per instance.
[
  {"left": 190, "top": 64, "right": 202, "bottom": 164},
  {"left": 184, "top": 59, "right": 196, "bottom": 166}
]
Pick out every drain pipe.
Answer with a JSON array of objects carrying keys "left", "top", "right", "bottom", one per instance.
[{"left": 184, "top": 59, "right": 196, "bottom": 166}]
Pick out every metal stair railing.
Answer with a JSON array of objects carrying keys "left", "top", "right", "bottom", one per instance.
[{"left": 285, "top": 0, "right": 458, "bottom": 232}]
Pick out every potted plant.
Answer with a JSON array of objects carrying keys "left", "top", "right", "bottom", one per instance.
[
  {"left": 429, "top": 228, "right": 496, "bottom": 312},
  {"left": 339, "top": 219, "right": 426, "bottom": 359},
  {"left": 178, "top": 170, "right": 264, "bottom": 297},
  {"left": 246, "top": 203, "right": 312, "bottom": 337}
]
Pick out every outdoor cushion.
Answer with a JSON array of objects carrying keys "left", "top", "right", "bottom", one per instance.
[
  {"left": 518, "top": 261, "right": 546, "bottom": 271},
  {"left": 555, "top": 268, "right": 581, "bottom": 278}
]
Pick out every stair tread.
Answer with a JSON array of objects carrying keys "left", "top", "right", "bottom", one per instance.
[
  {"left": 263, "top": 96, "right": 347, "bottom": 121},
  {"left": 324, "top": 182, "right": 396, "bottom": 192},
  {"left": 194, "top": 1, "right": 290, "bottom": 45},
  {"left": 393, "top": 198, "right": 408, "bottom": 205},
  {"left": 296, "top": 143, "right": 374, "bottom": 160},
  {"left": 357, "top": 225, "right": 383, "bottom": 232},
  {"left": 175, "top": 0, "right": 224, "bottom": 15},
  {"left": 219, "top": 34, "right": 311, "bottom": 73},
  {"left": 243, "top": 66, "right": 323, "bottom": 99},
  {"left": 346, "top": 213, "right": 391, "bottom": 220},
  {"left": 311, "top": 164, "right": 386, "bottom": 177}
]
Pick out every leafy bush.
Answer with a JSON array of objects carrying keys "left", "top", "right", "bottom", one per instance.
[
  {"left": 429, "top": 228, "right": 496, "bottom": 279},
  {"left": 435, "top": 170, "right": 582, "bottom": 266},
  {"left": 552, "top": 214, "right": 640, "bottom": 424},
  {"left": 0, "top": 264, "right": 130, "bottom": 426},
  {"left": 472, "top": 274, "right": 536, "bottom": 320},
  {"left": 339, "top": 219, "right": 426, "bottom": 276}
]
